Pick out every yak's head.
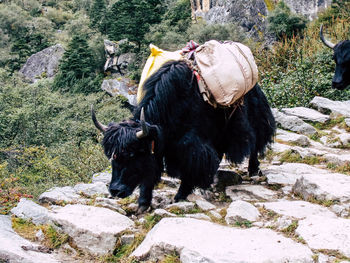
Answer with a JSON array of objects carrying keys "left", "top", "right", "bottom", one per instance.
[
  {"left": 320, "top": 25, "right": 350, "bottom": 90},
  {"left": 91, "top": 106, "right": 161, "bottom": 198}
]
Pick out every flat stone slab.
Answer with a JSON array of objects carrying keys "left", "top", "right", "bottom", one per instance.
[
  {"left": 272, "top": 109, "right": 316, "bottom": 135},
  {"left": 281, "top": 107, "right": 330, "bottom": 123},
  {"left": 310, "top": 96, "right": 350, "bottom": 118},
  {"left": 195, "top": 199, "right": 216, "bottom": 211},
  {"left": 92, "top": 172, "right": 112, "bottom": 184},
  {"left": 73, "top": 182, "right": 109, "bottom": 197},
  {"left": 226, "top": 185, "right": 278, "bottom": 201},
  {"left": 11, "top": 198, "right": 51, "bottom": 225},
  {"left": 346, "top": 118, "right": 350, "bottom": 127},
  {"left": 94, "top": 197, "right": 126, "bottom": 215},
  {"left": 0, "top": 215, "right": 59, "bottom": 263},
  {"left": 257, "top": 200, "right": 336, "bottom": 219},
  {"left": 166, "top": 202, "right": 195, "bottom": 212},
  {"left": 50, "top": 204, "right": 134, "bottom": 255},
  {"left": 293, "top": 172, "right": 350, "bottom": 203},
  {"left": 296, "top": 216, "right": 350, "bottom": 257},
  {"left": 270, "top": 142, "right": 294, "bottom": 153},
  {"left": 264, "top": 163, "right": 328, "bottom": 185},
  {"left": 324, "top": 153, "right": 350, "bottom": 166},
  {"left": 132, "top": 218, "right": 314, "bottom": 262},
  {"left": 160, "top": 176, "right": 180, "bottom": 188},
  {"left": 276, "top": 129, "right": 310, "bottom": 146},
  {"left": 38, "top": 186, "right": 82, "bottom": 204}
]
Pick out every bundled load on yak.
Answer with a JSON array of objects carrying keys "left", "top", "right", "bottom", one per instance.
[{"left": 137, "top": 40, "right": 259, "bottom": 108}]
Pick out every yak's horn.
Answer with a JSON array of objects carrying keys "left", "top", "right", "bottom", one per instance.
[
  {"left": 320, "top": 24, "right": 335, "bottom": 49},
  {"left": 91, "top": 105, "right": 108, "bottom": 133},
  {"left": 136, "top": 107, "right": 149, "bottom": 139}
]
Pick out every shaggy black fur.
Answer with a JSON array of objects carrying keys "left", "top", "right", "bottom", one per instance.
[
  {"left": 332, "top": 40, "right": 350, "bottom": 90},
  {"left": 99, "top": 60, "right": 275, "bottom": 212}
]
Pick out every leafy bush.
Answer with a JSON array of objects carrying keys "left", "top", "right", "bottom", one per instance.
[
  {"left": 106, "top": 0, "right": 164, "bottom": 48},
  {"left": 52, "top": 34, "right": 103, "bottom": 93},
  {"left": 0, "top": 74, "right": 131, "bottom": 208},
  {"left": 267, "top": 1, "right": 307, "bottom": 39},
  {"left": 44, "top": 7, "right": 73, "bottom": 28},
  {"left": 256, "top": 12, "right": 350, "bottom": 108},
  {"left": 0, "top": 4, "right": 53, "bottom": 71}
]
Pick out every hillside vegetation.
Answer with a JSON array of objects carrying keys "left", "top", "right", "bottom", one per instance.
[{"left": 0, "top": 0, "right": 349, "bottom": 213}]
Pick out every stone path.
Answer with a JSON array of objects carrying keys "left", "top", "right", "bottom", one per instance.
[{"left": 1, "top": 96, "right": 350, "bottom": 262}]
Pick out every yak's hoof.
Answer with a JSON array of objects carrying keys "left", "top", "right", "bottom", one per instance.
[
  {"left": 136, "top": 205, "right": 149, "bottom": 215},
  {"left": 174, "top": 195, "right": 186, "bottom": 203},
  {"left": 248, "top": 169, "right": 263, "bottom": 177}
]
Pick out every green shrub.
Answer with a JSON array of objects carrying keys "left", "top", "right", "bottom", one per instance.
[
  {"left": 44, "top": 7, "right": 73, "bottom": 28},
  {"left": 0, "top": 76, "right": 131, "bottom": 204},
  {"left": 53, "top": 33, "right": 103, "bottom": 93},
  {"left": 106, "top": 0, "right": 164, "bottom": 49},
  {"left": 267, "top": 1, "right": 307, "bottom": 39}
]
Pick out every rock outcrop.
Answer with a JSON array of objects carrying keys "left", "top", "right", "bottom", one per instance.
[
  {"left": 19, "top": 44, "right": 64, "bottom": 83},
  {"left": 191, "top": 0, "right": 333, "bottom": 37}
]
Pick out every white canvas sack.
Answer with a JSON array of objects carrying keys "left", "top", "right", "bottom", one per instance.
[{"left": 194, "top": 40, "right": 258, "bottom": 107}]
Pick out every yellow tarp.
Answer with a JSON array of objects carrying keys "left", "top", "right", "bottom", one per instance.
[{"left": 137, "top": 44, "right": 182, "bottom": 103}]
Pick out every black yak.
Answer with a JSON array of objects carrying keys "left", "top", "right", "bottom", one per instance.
[
  {"left": 320, "top": 25, "right": 350, "bottom": 90},
  {"left": 92, "top": 60, "right": 275, "bottom": 213}
]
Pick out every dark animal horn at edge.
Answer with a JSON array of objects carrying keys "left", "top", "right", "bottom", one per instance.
[
  {"left": 136, "top": 107, "right": 149, "bottom": 139},
  {"left": 91, "top": 105, "right": 108, "bottom": 133},
  {"left": 320, "top": 24, "right": 335, "bottom": 49}
]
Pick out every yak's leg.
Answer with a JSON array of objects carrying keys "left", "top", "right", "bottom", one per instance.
[
  {"left": 137, "top": 183, "right": 155, "bottom": 214},
  {"left": 248, "top": 150, "right": 261, "bottom": 177},
  {"left": 174, "top": 179, "right": 194, "bottom": 202}
]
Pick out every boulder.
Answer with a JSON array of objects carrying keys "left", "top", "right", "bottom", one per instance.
[
  {"left": 310, "top": 96, "right": 350, "bottom": 118},
  {"left": 292, "top": 172, "right": 350, "bottom": 203},
  {"left": 50, "top": 204, "right": 134, "bottom": 255},
  {"left": 225, "top": 200, "right": 260, "bottom": 224},
  {"left": 19, "top": 44, "right": 64, "bottom": 83},
  {"left": 194, "top": 0, "right": 268, "bottom": 39},
  {"left": 281, "top": 107, "right": 330, "bottom": 123},
  {"left": 272, "top": 109, "right": 316, "bottom": 135},
  {"left": 101, "top": 79, "right": 137, "bottom": 106},
  {"left": 0, "top": 215, "right": 59, "bottom": 263},
  {"left": 10, "top": 198, "right": 51, "bottom": 225},
  {"left": 296, "top": 216, "right": 350, "bottom": 257},
  {"left": 132, "top": 218, "right": 314, "bottom": 262},
  {"left": 284, "top": 0, "right": 332, "bottom": 20},
  {"left": 103, "top": 39, "right": 136, "bottom": 75}
]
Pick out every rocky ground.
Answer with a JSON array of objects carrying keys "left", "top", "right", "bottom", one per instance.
[{"left": 1, "top": 96, "right": 350, "bottom": 263}]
